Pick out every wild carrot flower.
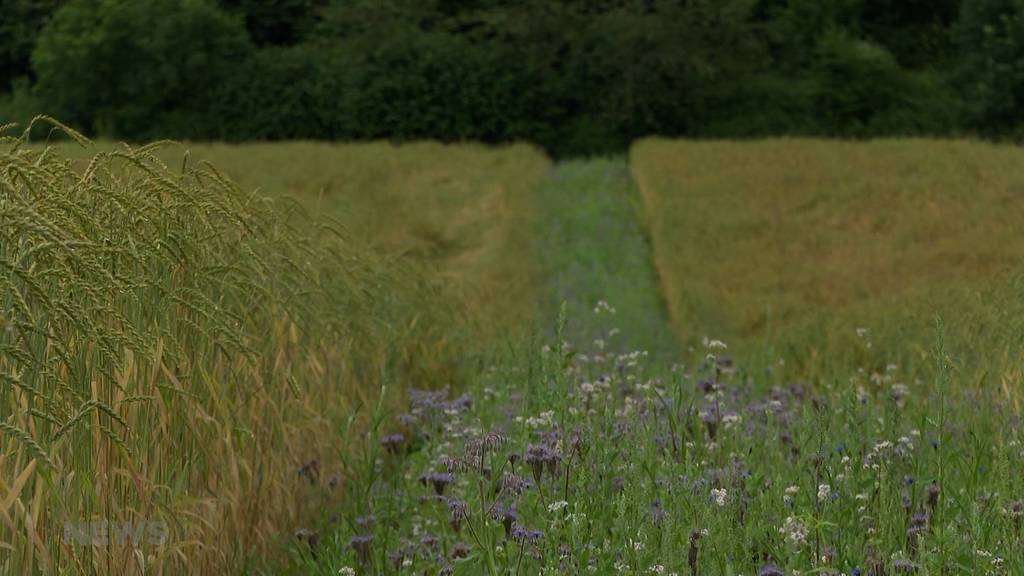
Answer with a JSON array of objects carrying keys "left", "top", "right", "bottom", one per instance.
[
  {"left": 817, "top": 484, "right": 831, "bottom": 503},
  {"left": 702, "top": 337, "right": 727, "bottom": 350},
  {"left": 710, "top": 488, "right": 728, "bottom": 507},
  {"left": 780, "top": 516, "right": 807, "bottom": 546},
  {"left": 548, "top": 500, "right": 569, "bottom": 513}
]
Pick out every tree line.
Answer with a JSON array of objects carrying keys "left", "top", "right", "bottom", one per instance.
[{"left": 2, "top": 0, "right": 1023, "bottom": 156}]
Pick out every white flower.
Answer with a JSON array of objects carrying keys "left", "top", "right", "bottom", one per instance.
[
  {"left": 722, "top": 413, "right": 742, "bottom": 428},
  {"left": 818, "top": 484, "right": 831, "bottom": 502},
  {"left": 711, "top": 488, "right": 728, "bottom": 506},
  {"left": 785, "top": 485, "right": 800, "bottom": 495},
  {"left": 526, "top": 411, "right": 556, "bottom": 428},
  {"left": 649, "top": 566, "right": 665, "bottom": 574},
  {"left": 338, "top": 568, "right": 356, "bottom": 576},
  {"left": 780, "top": 516, "right": 807, "bottom": 546},
  {"left": 548, "top": 500, "right": 569, "bottom": 513},
  {"left": 702, "top": 337, "right": 728, "bottom": 349}
]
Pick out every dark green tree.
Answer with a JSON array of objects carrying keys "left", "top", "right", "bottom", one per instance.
[
  {"left": 32, "top": 0, "right": 252, "bottom": 138},
  {"left": 0, "top": 0, "right": 62, "bottom": 91}
]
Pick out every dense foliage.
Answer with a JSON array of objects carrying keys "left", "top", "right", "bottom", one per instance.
[{"left": 4, "top": 0, "right": 1024, "bottom": 155}]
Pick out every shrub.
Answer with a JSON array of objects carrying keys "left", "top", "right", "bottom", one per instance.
[
  {"left": 32, "top": 0, "right": 252, "bottom": 139},
  {"left": 956, "top": 0, "right": 1024, "bottom": 134},
  {"left": 812, "top": 31, "right": 963, "bottom": 135}
]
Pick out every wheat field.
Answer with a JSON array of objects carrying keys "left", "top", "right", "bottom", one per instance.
[
  {"left": 0, "top": 121, "right": 547, "bottom": 574},
  {"left": 631, "top": 138, "right": 1024, "bottom": 379},
  {"left": 5, "top": 124, "right": 1024, "bottom": 574}
]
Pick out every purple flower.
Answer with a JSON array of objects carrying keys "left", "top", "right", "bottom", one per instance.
[
  {"left": 355, "top": 514, "right": 375, "bottom": 529},
  {"left": 524, "top": 444, "right": 560, "bottom": 482},
  {"left": 650, "top": 499, "right": 667, "bottom": 526},
  {"left": 892, "top": 558, "right": 915, "bottom": 573},
  {"left": 381, "top": 433, "right": 405, "bottom": 454},
  {"left": 350, "top": 534, "right": 373, "bottom": 564},
  {"left": 510, "top": 523, "right": 528, "bottom": 541},
  {"left": 701, "top": 409, "right": 719, "bottom": 441},
  {"left": 492, "top": 503, "right": 517, "bottom": 537},
  {"left": 447, "top": 498, "right": 467, "bottom": 532},
  {"left": 465, "top": 432, "right": 507, "bottom": 459},
  {"left": 611, "top": 477, "right": 625, "bottom": 494},
  {"left": 297, "top": 459, "right": 319, "bottom": 484},
  {"left": 419, "top": 472, "right": 455, "bottom": 495},
  {"left": 294, "top": 528, "right": 318, "bottom": 556},
  {"left": 452, "top": 542, "right": 470, "bottom": 559},
  {"left": 497, "top": 472, "right": 533, "bottom": 496},
  {"left": 758, "top": 565, "right": 785, "bottom": 576},
  {"left": 926, "top": 483, "right": 940, "bottom": 511}
]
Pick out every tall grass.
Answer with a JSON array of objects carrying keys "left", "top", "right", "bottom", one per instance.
[{"left": 0, "top": 119, "right": 471, "bottom": 574}]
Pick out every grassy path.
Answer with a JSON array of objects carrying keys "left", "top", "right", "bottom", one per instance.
[{"left": 531, "top": 158, "right": 678, "bottom": 361}]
